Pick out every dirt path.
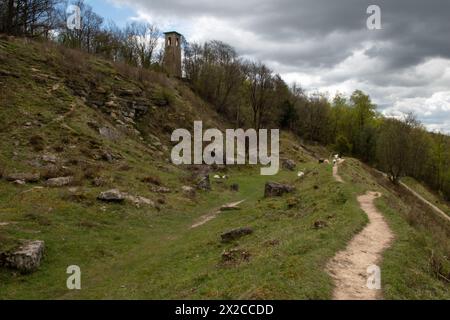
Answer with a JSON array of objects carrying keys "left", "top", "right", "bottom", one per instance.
[
  {"left": 326, "top": 191, "right": 394, "bottom": 300},
  {"left": 333, "top": 159, "right": 345, "bottom": 183},
  {"left": 190, "top": 200, "right": 245, "bottom": 229}
]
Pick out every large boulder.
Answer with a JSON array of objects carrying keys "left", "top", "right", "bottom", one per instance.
[
  {"left": 45, "top": 176, "right": 73, "bottom": 187},
  {"left": 0, "top": 240, "right": 45, "bottom": 273},
  {"left": 5, "top": 172, "right": 40, "bottom": 183},
  {"left": 97, "top": 189, "right": 125, "bottom": 202},
  {"left": 264, "top": 182, "right": 295, "bottom": 198},
  {"left": 221, "top": 227, "right": 253, "bottom": 243}
]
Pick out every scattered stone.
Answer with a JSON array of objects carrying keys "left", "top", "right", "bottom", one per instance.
[
  {"left": 99, "top": 127, "right": 120, "bottom": 141},
  {"left": 13, "top": 179, "right": 26, "bottom": 185},
  {"left": 97, "top": 189, "right": 125, "bottom": 202},
  {"left": 101, "top": 151, "right": 114, "bottom": 162},
  {"left": 230, "top": 183, "right": 239, "bottom": 192},
  {"left": 182, "top": 186, "right": 196, "bottom": 197},
  {"left": 264, "top": 182, "right": 295, "bottom": 198},
  {"left": 220, "top": 200, "right": 245, "bottom": 212},
  {"left": 313, "top": 220, "right": 328, "bottom": 229},
  {"left": 287, "top": 197, "right": 300, "bottom": 209},
  {"left": 264, "top": 239, "right": 280, "bottom": 247},
  {"left": 97, "top": 189, "right": 154, "bottom": 207},
  {"left": 105, "top": 100, "right": 118, "bottom": 108},
  {"left": 221, "top": 248, "right": 251, "bottom": 265},
  {"left": 282, "top": 158, "right": 296, "bottom": 171},
  {"left": 0, "top": 222, "right": 11, "bottom": 227},
  {"left": 196, "top": 175, "right": 211, "bottom": 191},
  {"left": 124, "top": 194, "right": 155, "bottom": 207},
  {"left": 151, "top": 186, "right": 171, "bottom": 194},
  {"left": 45, "top": 176, "right": 73, "bottom": 187},
  {"left": 0, "top": 240, "right": 45, "bottom": 273},
  {"left": 92, "top": 177, "right": 108, "bottom": 187},
  {"left": 221, "top": 227, "right": 253, "bottom": 243},
  {"left": 6, "top": 172, "right": 40, "bottom": 183}
]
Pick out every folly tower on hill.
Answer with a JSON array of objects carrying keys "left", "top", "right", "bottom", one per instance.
[{"left": 163, "top": 31, "right": 182, "bottom": 78}]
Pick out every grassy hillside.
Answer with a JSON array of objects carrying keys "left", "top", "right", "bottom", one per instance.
[{"left": 0, "top": 37, "right": 448, "bottom": 299}]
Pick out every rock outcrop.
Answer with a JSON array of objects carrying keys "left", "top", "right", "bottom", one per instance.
[
  {"left": 45, "top": 176, "right": 73, "bottom": 187},
  {"left": 264, "top": 182, "right": 295, "bottom": 197},
  {"left": 5, "top": 172, "right": 40, "bottom": 183},
  {"left": 97, "top": 189, "right": 125, "bottom": 202},
  {"left": 0, "top": 240, "right": 45, "bottom": 273},
  {"left": 221, "top": 227, "right": 253, "bottom": 243}
]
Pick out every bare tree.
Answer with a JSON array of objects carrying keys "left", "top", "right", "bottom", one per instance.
[{"left": 246, "top": 61, "right": 273, "bottom": 131}]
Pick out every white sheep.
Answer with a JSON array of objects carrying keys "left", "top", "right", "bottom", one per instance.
[
  {"left": 297, "top": 171, "right": 305, "bottom": 178},
  {"left": 213, "top": 175, "right": 221, "bottom": 179}
]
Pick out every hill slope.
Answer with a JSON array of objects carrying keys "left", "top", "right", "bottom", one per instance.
[{"left": 0, "top": 37, "right": 448, "bottom": 299}]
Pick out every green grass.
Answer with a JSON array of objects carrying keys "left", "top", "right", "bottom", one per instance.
[
  {"left": 1, "top": 37, "right": 448, "bottom": 300},
  {"left": 401, "top": 177, "right": 450, "bottom": 217}
]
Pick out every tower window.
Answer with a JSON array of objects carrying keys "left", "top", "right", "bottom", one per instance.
[
  {"left": 176, "top": 38, "right": 179, "bottom": 47},
  {"left": 168, "top": 37, "right": 172, "bottom": 46}
]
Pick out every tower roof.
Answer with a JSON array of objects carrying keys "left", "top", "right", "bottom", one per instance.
[{"left": 164, "top": 31, "right": 183, "bottom": 37}]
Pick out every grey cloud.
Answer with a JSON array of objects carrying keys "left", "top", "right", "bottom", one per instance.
[{"left": 115, "top": 0, "right": 450, "bottom": 131}]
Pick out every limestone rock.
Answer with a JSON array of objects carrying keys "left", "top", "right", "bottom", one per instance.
[
  {"left": 182, "top": 186, "right": 196, "bottom": 197},
  {"left": 42, "top": 154, "right": 58, "bottom": 163},
  {"left": 0, "top": 240, "right": 45, "bottom": 273},
  {"left": 45, "top": 176, "right": 73, "bottom": 187},
  {"left": 264, "top": 182, "right": 295, "bottom": 198},
  {"left": 6, "top": 172, "right": 40, "bottom": 183},
  {"left": 99, "top": 127, "right": 120, "bottom": 141},
  {"left": 124, "top": 194, "right": 154, "bottom": 207},
  {"left": 97, "top": 189, "right": 125, "bottom": 202},
  {"left": 221, "top": 227, "right": 253, "bottom": 243},
  {"left": 151, "top": 186, "right": 171, "bottom": 194},
  {"left": 221, "top": 248, "right": 251, "bottom": 265}
]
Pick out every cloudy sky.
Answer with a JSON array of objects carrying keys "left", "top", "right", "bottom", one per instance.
[{"left": 88, "top": 0, "right": 450, "bottom": 133}]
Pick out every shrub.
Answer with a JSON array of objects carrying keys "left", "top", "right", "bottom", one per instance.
[
  {"left": 152, "top": 88, "right": 175, "bottom": 107},
  {"left": 141, "top": 175, "right": 162, "bottom": 186},
  {"left": 29, "top": 135, "right": 45, "bottom": 151}
]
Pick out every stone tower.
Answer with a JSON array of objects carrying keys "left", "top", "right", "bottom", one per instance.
[{"left": 163, "top": 31, "right": 182, "bottom": 78}]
